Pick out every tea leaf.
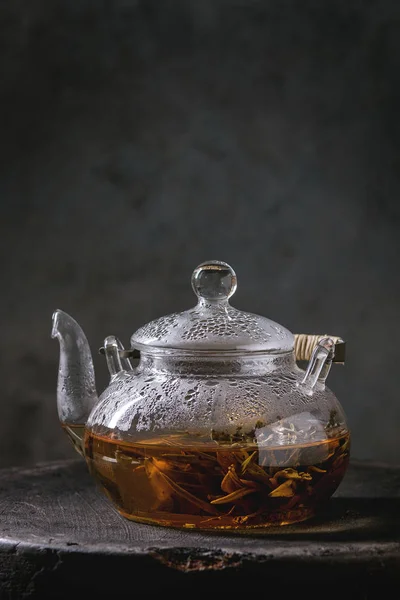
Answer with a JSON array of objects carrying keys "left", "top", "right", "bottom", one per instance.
[
  {"left": 340, "top": 438, "right": 350, "bottom": 452},
  {"left": 145, "top": 460, "right": 177, "bottom": 503},
  {"left": 221, "top": 466, "right": 243, "bottom": 493},
  {"left": 195, "top": 452, "right": 219, "bottom": 463},
  {"left": 210, "top": 487, "right": 257, "bottom": 505},
  {"left": 268, "top": 480, "right": 295, "bottom": 497},
  {"left": 146, "top": 460, "right": 219, "bottom": 514},
  {"left": 216, "top": 451, "right": 240, "bottom": 472},
  {"left": 239, "top": 478, "right": 262, "bottom": 490},
  {"left": 274, "top": 468, "right": 312, "bottom": 481},
  {"left": 282, "top": 448, "right": 301, "bottom": 468},
  {"left": 133, "top": 465, "right": 146, "bottom": 473},
  {"left": 241, "top": 451, "right": 257, "bottom": 472},
  {"left": 308, "top": 466, "right": 327, "bottom": 473},
  {"left": 241, "top": 462, "right": 271, "bottom": 485}
]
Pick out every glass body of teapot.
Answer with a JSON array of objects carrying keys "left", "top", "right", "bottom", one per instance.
[{"left": 52, "top": 260, "right": 350, "bottom": 530}]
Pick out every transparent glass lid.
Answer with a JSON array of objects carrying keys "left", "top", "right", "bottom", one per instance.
[{"left": 131, "top": 260, "right": 294, "bottom": 353}]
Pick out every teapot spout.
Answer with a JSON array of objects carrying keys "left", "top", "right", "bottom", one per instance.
[{"left": 51, "top": 310, "right": 98, "bottom": 455}]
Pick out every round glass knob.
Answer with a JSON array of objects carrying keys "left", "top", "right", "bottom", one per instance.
[{"left": 191, "top": 260, "right": 237, "bottom": 301}]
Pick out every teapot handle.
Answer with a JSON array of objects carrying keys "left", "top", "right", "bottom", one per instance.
[
  {"left": 102, "top": 336, "right": 133, "bottom": 380},
  {"left": 298, "top": 336, "right": 337, "bottom": 392}
]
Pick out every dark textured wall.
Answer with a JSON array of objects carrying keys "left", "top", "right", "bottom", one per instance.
[{"left": 0, "top": 0, "right": 399, "bottom": 467}]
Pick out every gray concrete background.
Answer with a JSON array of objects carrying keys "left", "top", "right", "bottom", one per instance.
[{"left": 0, "top": 0, "right": 399, "bottom": 467}]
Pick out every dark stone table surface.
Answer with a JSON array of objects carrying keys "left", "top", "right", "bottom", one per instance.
[{"left": 0, "top": 458, "right": 399, "bottom": 599}]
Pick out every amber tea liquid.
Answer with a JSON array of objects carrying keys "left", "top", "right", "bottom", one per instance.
[{"left": 84, "top": 430, "right": 350, "bottom": 530}]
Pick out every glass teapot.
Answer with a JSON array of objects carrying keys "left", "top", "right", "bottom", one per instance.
[{"left": 52, "top": 260, "right": 350, "bottom": 530}]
